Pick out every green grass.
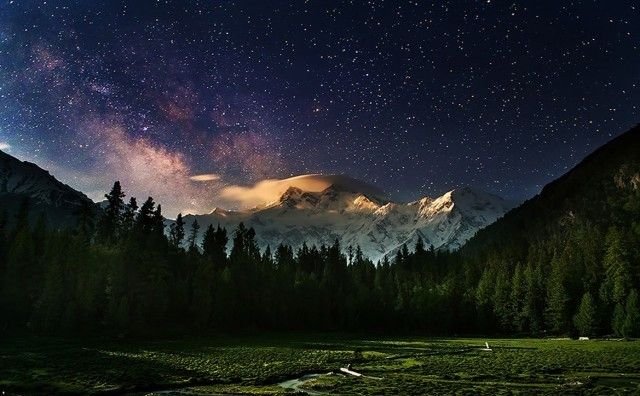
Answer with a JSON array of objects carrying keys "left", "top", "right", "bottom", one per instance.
[{"left": 1, "top": 335, "right": 639, "bottom": 395}]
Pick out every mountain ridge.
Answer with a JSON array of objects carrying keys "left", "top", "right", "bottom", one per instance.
[
  {"left": 0, "top": 150, "right": 93, "bottom": 226},
  {"left": 180, "top": 177, "right": 513, "bottom": 261},
  {"left": 0, "top": 149, "right": 512, "bottom": 259},
  {"left": 462, "top": 124, "right": 640, "bottom": 258}
]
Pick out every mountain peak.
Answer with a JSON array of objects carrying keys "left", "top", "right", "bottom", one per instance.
[
  {"left": 278, "top": 186, "right": 320, "bottom": 208},
  {"left": 183, "top": 178, "right": 512, "bottom": 260},
  {"left": 281, "top": 185, "right": 305, "bottom": 199},
  {"left": 272, "top": 181, "right": 383, "bottom": 213},
  {"left": 209, "top": 207, "right": 229, "bottom": 215},
  {"left": 251, "top": 174, "right": 387, "bottom": 210},
  {"left": 0, "top": 149, "right": 94, "bottom": 226},
  {"left": 280, "top": 174, "right": 388, "bottom": 201}
]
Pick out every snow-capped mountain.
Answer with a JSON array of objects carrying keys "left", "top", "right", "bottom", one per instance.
[
  {"left": 0, "top": 149, "right": 93, "bottom": 225},
  {"left": 0, "top": 149, "right": 512, "bottom": 259},
  {"left": 180, "top": 174, "right": 513, "bottom": 262}
]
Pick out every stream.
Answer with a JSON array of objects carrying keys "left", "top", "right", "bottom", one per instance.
[
  {"left": 277, "top": 373, "right": 325, "bottom": 395},
  {"left": 126, "top": 373, "right": 327, "bottom": 395}
]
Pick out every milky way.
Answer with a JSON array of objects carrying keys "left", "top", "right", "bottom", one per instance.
[{"left": 0, "top": 1, "right": 638, "bottom": 216}]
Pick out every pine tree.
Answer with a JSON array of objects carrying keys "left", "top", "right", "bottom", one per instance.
[
  {"left": 510, "top": 263, "right": 527, "bottom": 331},
  {"left": 573, "top": 292, "right": 597, "bottom": 336},
  {"left": 394, "top": 249, "right": 404, "bottom": 268},
  {"left": 201, "top": 224, "right": 216, "bottom": 255},
  {"left": 415, "top": 237, "right": 426, "bottom": 256},
  {"left": 492, "top": 267, "right": 512, "bottom": 331},
  {"left": 188, "top": 218, "right": 200, "bottom": 251},
  {"left": 229, "top": 223, "right": 260, "bottom": 262},
  {"left": 612, "top": 303, "right": 626, "bottom": 337},
  {"left": 261, "top": 245, "right": 273, "bottom": 273},
  {"left": 214, "top": 225, "right": 228, "bottom": 259},
  {"left": 170, "top": 213, "right": 185, "bottom": 248},
  {"left": 347, "top": 245, "right": 354, "bottom": 265},
  {"left": 121, "top": 197, "right": 138, "bottom": 235},
  {"left": 523, "top": 260, "right": 545, "bottom": 333},
  {"left": 545, "top": 256, "right": 571, "bottom": 334},
  {"left": 245, "top": 227, "right": 261, "bottom": 261},
  {"left": 135, "top": 197, "right": 156, "bottom": 234},
  {"left": 475, "top": 268, "right": 495, "bottom": 332},
  {"left": 97, "top": 181, "right": 125, "bottom": 243},
  {"left": 401, "top": 244, "right": 410, "bottom": 269},
  {"left": 622, "top": 289, "right": 640, "bottom": 338},
  {"left": 75, "top": 199, "right": 96, "bottom": 242},
  {"left": 600, "top": 227, "right": 632, "bottom": 305},
  {"left": 150, "top": 204, "right": 165, "bottom": 246}
]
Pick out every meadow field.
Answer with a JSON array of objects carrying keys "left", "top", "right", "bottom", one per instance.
[{"left": 1, "top": 335, "right": 639, "bottom": 395}]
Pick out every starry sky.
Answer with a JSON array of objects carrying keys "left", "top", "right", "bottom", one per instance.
[{"left": 0, "top": 0, "right": 638, "bottom": 216}]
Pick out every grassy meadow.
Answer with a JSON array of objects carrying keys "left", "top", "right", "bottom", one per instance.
[{"left": 1, "top": 335, "right": 639, "bottom": 395}]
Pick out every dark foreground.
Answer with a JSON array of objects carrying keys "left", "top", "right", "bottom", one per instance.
[{"left": 1, "top": 335, "right": 639, "bottom": 395}]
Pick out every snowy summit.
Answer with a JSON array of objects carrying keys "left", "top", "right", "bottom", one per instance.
[{"left": 179, "top": 174, "right": 513, "bottom": 262}]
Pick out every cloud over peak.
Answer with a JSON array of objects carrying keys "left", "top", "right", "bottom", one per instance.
[{"left": 219, "top": 174, "right": 386, "bottom": 209}]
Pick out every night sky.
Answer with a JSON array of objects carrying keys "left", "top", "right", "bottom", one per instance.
[{"left": 0, "top": 1, "right": 638, "bottom": 216}]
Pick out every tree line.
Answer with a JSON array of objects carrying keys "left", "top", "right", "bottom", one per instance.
[{"left": 0, "top": 181, "right": 639, "bottom": 337}]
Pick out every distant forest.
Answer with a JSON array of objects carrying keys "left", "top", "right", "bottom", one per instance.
[{"left": 1, "top": 178, "right": 639, "bottom": 338}]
